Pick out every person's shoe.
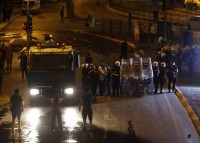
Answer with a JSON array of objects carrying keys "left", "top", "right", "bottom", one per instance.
[
  {"left": 154, "top": 92, "right": 157, "bottom": 95},
  {"left": 168, "top": 90, "right": 170, "bottom": 93},
  {"left": 160, "top": 91, "right": 163, "bottom": 94}
]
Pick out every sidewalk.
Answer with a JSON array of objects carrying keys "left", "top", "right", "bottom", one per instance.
[{"left": 0, "top": 7, "right": 21, "bottom": 108}]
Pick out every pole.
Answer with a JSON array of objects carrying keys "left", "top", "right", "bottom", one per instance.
[
  {"left": 27, "top": 0, "right": 31, "bottom": 51},
  {"left": 154, "top": 0, "right": 158, "bottom": 49},
  {"left": 164, "top": 0, "right": 167, "bottom": 41}
]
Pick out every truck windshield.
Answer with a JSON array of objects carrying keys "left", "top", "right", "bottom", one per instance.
[{"left": 30, "top": 54, "right": 73, "bottom": 70}]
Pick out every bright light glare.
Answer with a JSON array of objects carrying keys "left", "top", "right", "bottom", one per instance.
[
  {"left": 25, "top": 108, "right": 41, "bottom": 143},
  {"left": 67, "top": 139, "right": 78, "bottom": 143},
  {"left": 64, "top": 88, "right": 74, "bottom": 95},
  {"left": 30, "top": 89, "right": 39, "bottom": 96},
  {"left": 63, "top": 108, "right": 79, "bottom": 131}
]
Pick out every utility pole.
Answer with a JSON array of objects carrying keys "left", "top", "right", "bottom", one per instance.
[
  {"left": 153, "top": 0, "right": 158, "bottom": 49},
  {"left": 162, "top": 0, "right": 167, "bottom": 41},
  {"left": 26, "top": 0, "right": 32, "bottom": 51}
]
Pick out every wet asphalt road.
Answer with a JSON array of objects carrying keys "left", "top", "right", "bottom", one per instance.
[{"left": 0, "top": 106, "right": 154, "bottom": 143}]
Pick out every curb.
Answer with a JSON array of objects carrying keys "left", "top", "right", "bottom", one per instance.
[
  {"left": 0, "top": 102, "right": 10, "bottom": 109},
  {"left": 0, "top": 14, "right": 22, "bottom": 31},
  {"left": 175, "top": 88, "right": 200, "bottom": 135}
]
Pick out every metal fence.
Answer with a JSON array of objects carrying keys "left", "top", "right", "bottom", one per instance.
[{"left": 109, "top": 2, "right": 197, "bottom": 26}]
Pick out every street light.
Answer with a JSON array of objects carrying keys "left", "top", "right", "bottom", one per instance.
[{"left": 26, "top": 0, "right": 32, "bottom": 50}]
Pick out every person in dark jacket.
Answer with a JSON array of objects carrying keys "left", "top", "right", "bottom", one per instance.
[
  {"left": 10, "top": 88, "right": 23, "bottom": 132},
  {"left": 121, "top": 41, "right": 128, "bottom": 59},
  {"left": 152, "top": 61, "right": 160, "bottom": 95},
  {"left": 89, "top": 65, "right": 98, "bottom": 99},
  {"left": 79, "top": 88, "right": 93, "bottom": 131},
  {"left": 85, "top": 52, "right": 93, "bottom": 65},
  {"left": 159, "top": 62, "right": 166, "bottom": 94},
  {"left": 18, "top": 51, "right": 27, "bottom": 79},
  {"left": 112, "top": 63, "right": 120, "bottom": 96},
  {"left": 106, "top": 65, "right": 112, "bottom": 96},
  {"left": 60, "top": 5, "right": 64, "bottom": 24},
  {"left": 167, "top": 62, "right": 178, "bottom": 93}
]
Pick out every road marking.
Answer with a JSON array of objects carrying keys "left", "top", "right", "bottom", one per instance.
[{"left": 164, "top": 95, "right": 184, "bottom": 143}]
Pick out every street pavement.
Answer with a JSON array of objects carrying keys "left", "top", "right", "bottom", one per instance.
[{"left": 0, "top": 1, "right": 200, "bottom": 142}]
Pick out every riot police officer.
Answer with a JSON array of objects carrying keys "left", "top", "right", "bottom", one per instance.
[
  {"left": 152, "top": 61, "right": 160, "bottom": 95},
  {"left": 112, "top": 62, "right": 120, "bottom": 96},
  {"left": 167, "top": 62, "right": 178, "bottom": 93},
  {"left": 159, "top": 62, "right": 166, "bottom": 94}
]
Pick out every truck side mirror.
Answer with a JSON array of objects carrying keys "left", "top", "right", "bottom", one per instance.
[{"left": 73, "top": 55, "right": 80, "bottom": 68}]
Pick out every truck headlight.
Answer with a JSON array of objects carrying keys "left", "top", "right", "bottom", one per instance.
[
  {"left": 30, "top": 89, "right": 40, "bottom": 96},
  {"left": 64, "top": 88, "right": 74, "bottom": 95}
]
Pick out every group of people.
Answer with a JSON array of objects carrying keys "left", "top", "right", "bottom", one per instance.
[
  {"left": 152, "top": 60, "right": 178, "bottom": 95},
  {"left": 9, "top": 87, "right": 94, "bottom": 133},
  {"left": 0, "top": 39, "right": 13, "bottom": 95},
  {"left": 82, "top": 53, "right": 121, "bottom": 98},
  {"left": 153, "top": 38, "right": 180, "bottom": 94},
  {"left": 0, "top": 39, "right": 13, "bottom": 72}
]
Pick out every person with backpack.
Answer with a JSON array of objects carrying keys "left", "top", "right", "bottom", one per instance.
[
  {"left": 10, "top": 88, "right": 23, "bottom": 132},
  {"left": 167, "top": 62, "right": 178, "bottom": 93}
]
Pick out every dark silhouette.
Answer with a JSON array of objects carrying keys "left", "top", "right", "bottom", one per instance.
[
  {"left": 60, "top": 5, "right": 64, "bottom": 24},
  {"left": 10, "top": 88, "right": 23, "bottom": 133},
  {"left": 79, "top": 88, "right": 93, "bottom": 131}
]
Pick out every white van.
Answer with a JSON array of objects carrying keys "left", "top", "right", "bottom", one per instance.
[
  {"left": 187, "top": 16, "right": 200, "bottom": 30},
  {"left": 22, "top": 0, "right": 40, "bottom": 14}
]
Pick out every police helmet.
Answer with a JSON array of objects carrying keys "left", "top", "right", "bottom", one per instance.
[
  {"left": 115, "top": 61, "right": 120, "bottom": 67},
  {"left": 161, "top": 62, "right": 166, "bottom": 67},
  {"left": 172, "top": 62, "right": 176, "bottom": 65},
  {"left": 153, "top": 61, "right": 158, "bottom": 67}
]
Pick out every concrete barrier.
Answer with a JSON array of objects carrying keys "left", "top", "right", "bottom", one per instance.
[{"left": 175, "top": 88, "right": 200, "bottom": 135}]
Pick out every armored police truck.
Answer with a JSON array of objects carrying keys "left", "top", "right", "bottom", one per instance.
[{"left": 25, "top": 43, "right": 80, "bottom": 105}]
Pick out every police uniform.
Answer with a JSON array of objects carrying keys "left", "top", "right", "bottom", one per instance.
[
  {"left": 167, "top": 63, "right": 178, "bottom": 92},
  {"left": 159, "top": 62, "right": 166, "bottom": 94},
  {"left": 153, "top": 61, "right": 160, "bottom": 94}
]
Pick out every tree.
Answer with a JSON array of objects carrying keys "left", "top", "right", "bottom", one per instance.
[{"left": 66, "top": 0, "right": 75, "bottom": 18}]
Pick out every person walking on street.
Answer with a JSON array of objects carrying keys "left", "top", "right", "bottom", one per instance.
[
  {"left": 5, "top": 43, "right": 13, "bottom": 71},
  {"left": 167, "top": 62, "right": 178, "bottom": 93},
  {"left": 10, "top": 88, "right": 23, "bottom": 132},
  {"left": 60, "top": 5, "right": 64, "bottom": 24},
  {"left": 159, "top": 62, "right": 166, "bottom": 94},
  {"left": 79, "top": 88, "right": 93, "bottom": 131},
  {"left": 18, "top": 51, "right": 27, "bottom": 79},
  {"left": 0, "top": 39, "right": 7, "bottom": 71}
]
